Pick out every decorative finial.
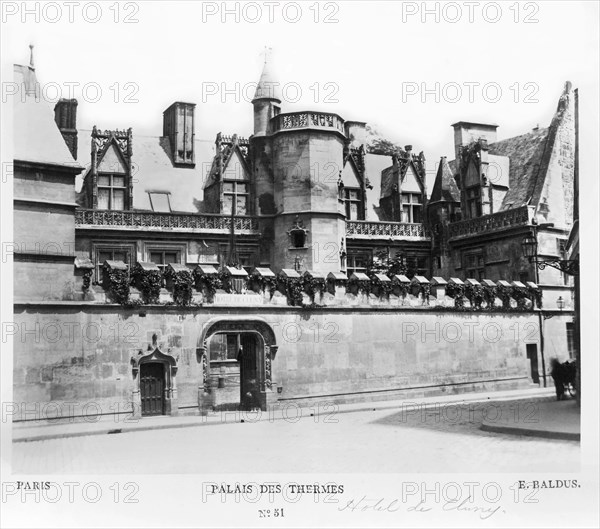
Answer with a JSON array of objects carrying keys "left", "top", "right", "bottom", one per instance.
[{"left": 29, "top": 44, "right": 35, "bottom": 69}]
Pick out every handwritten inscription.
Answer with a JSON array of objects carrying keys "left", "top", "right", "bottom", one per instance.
[{"left": 339, "top": 495, "right": 505, "bottom": 520}]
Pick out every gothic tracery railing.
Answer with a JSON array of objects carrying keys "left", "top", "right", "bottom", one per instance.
[
  {"left": 346, "top": 221, "right": 427, "bottom": 239},
  {"left": 271, "top": 111, "right": 345, "bottom": 133},
  {"left": 75, "top": 209, "right": 259, "bottom": 232}
]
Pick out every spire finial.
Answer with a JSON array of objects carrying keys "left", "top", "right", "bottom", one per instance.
[
  {"left": 29, "top": 44, "right": 35, "bottom": 69},
  {"left": 261, "top": 46, "right": 272, "bottom": 65}
]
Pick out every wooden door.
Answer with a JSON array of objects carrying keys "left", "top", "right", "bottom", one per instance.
[
  {"left": 526, "top": 344, "right": 539, "bottom": 384},
  {"left": 140, "top": 362, "right": 165, "bottom": 416},
  {"left": 239, "top": 334, "right": 259, "bottom": 409}
]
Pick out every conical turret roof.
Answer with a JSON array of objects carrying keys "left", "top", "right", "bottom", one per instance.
[{"left": 252, "top": 58, "right": 281, "bottom": 103}]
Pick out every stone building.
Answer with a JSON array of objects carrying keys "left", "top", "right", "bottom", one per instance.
[
  {"left": 11, "top": 52, "right": 577, "bottom": 421},
  {"left": 428, "top": 83, "right": 576, "bottom": 289}
]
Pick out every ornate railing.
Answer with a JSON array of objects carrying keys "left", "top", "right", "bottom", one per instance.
[
  {"left": 448, "top": 206, "right": 532, "bottom": 239},
  {"left": 75, "top": 209, "right": 260, "bottom": 233},
  {"left": 271, "top": 111, "right": 345, "bottom": 133},
  {"left": 346, "top": 221, "right": 427, "bottom": 239}
]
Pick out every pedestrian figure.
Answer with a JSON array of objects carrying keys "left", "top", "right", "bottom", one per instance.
[{"left": 550, "top": 358, "right": 577, "bottom": 400}]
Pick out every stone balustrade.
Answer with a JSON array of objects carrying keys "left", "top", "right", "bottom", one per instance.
[
  {"left": 448, "top": 205, "right": 533, "bottom": 239},
  {"left": 346, "top": 220, "right": 427, "bottom": 239},
  {"left": 271, "top": 111, "right": 345, "bottom": 134},
  {"left": 75, "top": 209, "right": 260, "bottom": 233}
]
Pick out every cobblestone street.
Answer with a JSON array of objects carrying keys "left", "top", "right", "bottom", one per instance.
[{"left": 12, "top": 399, "right": 580, "bottom": 474}]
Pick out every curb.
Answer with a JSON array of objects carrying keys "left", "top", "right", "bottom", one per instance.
[
  {"left": 13, "top": 389, "right": 556, "bottom": 443},
  {"left": 480, "top": 422, "right": 580, "bottom": 441}
]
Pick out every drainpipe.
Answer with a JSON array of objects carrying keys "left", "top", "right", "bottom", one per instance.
[
  {"left": 534, "top": 251, "right": 547, "bottom": 387},
  {"left": 538, "top": 311, "right": 547, "bottom": 387}
]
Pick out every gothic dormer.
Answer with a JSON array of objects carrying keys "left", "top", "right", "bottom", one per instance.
[
  {"left": 89, "top": 126, "right": 133, "bottom": 210},
  {"left": 379, "top": 146, "right": 427, "bottom": 223},
  {"left": 340, "top": 144, "right": 371, "bottom": 220},
  {"left": 203, "top": 133, "right": 252, "bottom": 214},
  {"left": 456, "top": 140, "right": 490, "bottom": 219}
]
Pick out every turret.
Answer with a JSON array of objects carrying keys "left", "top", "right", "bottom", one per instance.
[{"left": 252, "top": 53, "right": 282, "bottom": 137}]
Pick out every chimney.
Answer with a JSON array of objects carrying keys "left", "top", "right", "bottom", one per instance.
[
  {"left": 54, "top": 98, "right": 78, "bottom": 159},
  {"left": 163, "top": 102, "right": 196, "bottom": 166},
  {"left": 344, "top": 121, "right": 367, "bottom": 148},
  {"left": 451, "top": 121, "right": 498, "bottom": 161}
]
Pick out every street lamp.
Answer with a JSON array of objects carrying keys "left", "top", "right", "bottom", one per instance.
[
  {"left": 557, "top": 296, "right": 565, "bottom": 310},
  {"left": 521, "top": 234, "right": 538, "bottom": 260}
]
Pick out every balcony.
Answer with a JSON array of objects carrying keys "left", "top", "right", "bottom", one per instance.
[
  {"left": 448, "top": 206, "right": 533, "bottom": 239},
  {"left": 346, "top": 221, "right": 428, "bottom": 240},
  {"left": 75, "top": 209, "right": 260, "bottom": 234},
  {"left": 271, "top": 111, "right": 345, "bottom": 134}
]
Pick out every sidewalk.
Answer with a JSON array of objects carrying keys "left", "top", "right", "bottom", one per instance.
[
  {"left": 12, "top": 386, "right": 571, "bottom": 443},
  {"left": 480, "top": 397, "right": 580, "bottom": 441}
]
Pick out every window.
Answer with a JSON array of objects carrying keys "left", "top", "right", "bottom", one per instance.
[
  {"left": 223, "top": 181, "right": 249, "bottom": 215},
  {"left": 149, "top": 250, "right": 180, "bottom": 272},
  {"left": 237, "top": 254, "right": 254, "bottom": 276},
  {"left": 449, "top": 206, "right": 462, "bottom": 222},
  {"left": 566, "top": 323, "right": 575, "bottom": 360},
  {"left": 148, "top": 192, "right": 171, "bottom": 212},
  {"left": 343, "top": 188, "right": 363, "bottom": 220},
  {"left": 557, "top": 239, "right": 569, "bottom": 285},
  {"left": 97, "top": 174, "right": 126, "bottom": 210},
  {"left": 401, "top": 193, "right": 422, "bottom": 223},
  {"left": 95, "top": 247, "right": 132, "bottom": 282},
  {"left": 466, "top": 186, "right": 482, "bottom": 218},
  {"left": 464, "top": 252, "right": 485, "bottom": 280},
  {"left": 405, "top": 256, "right": 428, "bottom": 278},
  {"left": 291, "top": 230, "right": 306, "bottom": 248},
  {"left": 209, "top": 333, "right": 241, "bottom": 362},
  {"left": 346, "top": 252, "right": 369, "bottom": 276}
]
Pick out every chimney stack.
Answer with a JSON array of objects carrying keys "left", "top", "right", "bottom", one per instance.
[
  {"left": 163, "top": 102, "right": 196, "bottom": 166},
  {"left": 451, "top": 121, "right": 498, "bottom": 162},
  {"left": 54, "top": 98, "right": 78, "bottom": 159}
]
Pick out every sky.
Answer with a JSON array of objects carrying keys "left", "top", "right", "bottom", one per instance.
[{"left": 2, "top": 0, "right": 599, "bottom": 179}]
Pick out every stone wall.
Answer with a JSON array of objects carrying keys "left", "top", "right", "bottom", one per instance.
[{"left": 11, "top": 302, "right": 573, "bottom": 422}]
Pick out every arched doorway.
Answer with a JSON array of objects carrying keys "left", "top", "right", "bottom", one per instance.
[
  {"left": 140, "top": 362, "right": 166, "bottom": 416},
  {"left": 197, "top": 319, "right": 278, "bottom": 412},
  {"left": 131, "top": 335, "right": 179, "bottom": 417}
]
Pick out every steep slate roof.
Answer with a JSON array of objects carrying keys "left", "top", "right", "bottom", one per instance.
[
  {"left": 14, "top": 65, "right": 82, "bottom": 169},
  {"left": 430, "top": 156, "right": 460, "bottom": 203},
  {"left": 488, "top": 127, "right": 549, "bottom": 210},
  {"left": 75, "top": 130, "right": 215, "bottom": 213}
]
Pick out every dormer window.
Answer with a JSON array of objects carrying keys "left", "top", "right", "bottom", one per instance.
[
  {"left": 343, "top": 188, "right": 364, "bottom": 220},
  {"left": 223, "top": 181, "right": 248, "bottom": 215},
  {"left": 97, "top": 174, "right": 125, "bottom": 210},
  {"left": 466, "top": 186, "right": 482, "bottom": 218},
  {"left": 401, "top": 193, "right": 422, "bottom": 223}
]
